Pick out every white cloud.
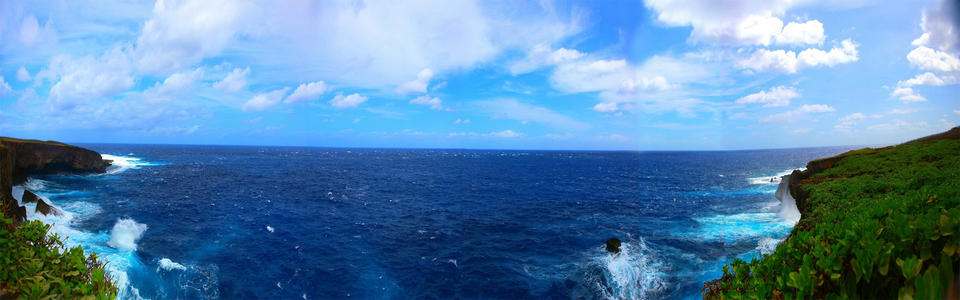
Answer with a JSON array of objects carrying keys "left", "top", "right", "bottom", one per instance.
[
  {"left": 487, "top": 130, "right": 522, "bottom": 138},
  {"left": 644, "top": 0, "right": 826, "bottom": 46},
  {"left": 891, "top": 109, "right": 916, "bottom": 115},
  {"left": 18, "top": 14, "right": 57, "bottom": 48},
  {"left": 478, "top": 99, "right": 590, "bottom": 131},
  {"left": 954, "top": 110, "right": 960, "bottom": 115},
  {"left": 509, "top": 44, "right": 584, "bottom": 74},
  {"left": 242, "top": 87, "right": 290, "bottom": 112},
  {"left": 759, "top": 104, "right": 835, "bottom": 123},
  {"left": 615, "top": 76, "right": 675, "bottom": 96},
  {"left": 329, "top": 94, "right": 368, "bottom": 109},
  {"left": 834, "top": 112, "right": 866, "bottom": 129},
  {"left": 454, "top": 119, "right": 470, "bottom": 124},
  {"left": 16, "top": 66, "right": 31, "bottom": 82},
  {"left": 135, "top": 0, "right": 257, "bottom": 74},
  {"left": 891, "top": 87, "right": 927, "bottom": 102},
  {"left": 790, "top": 127, "right": 812, "bottom": 134},
  {"left": 353, "top": 118, "right": 361, "bottom": 123},
  {"left": 899, "top": 72, "right": 957, "bottom": 86},
  {"left": 409, "top": 95, "right": 443, "bottom": 110},
  {"left": 738, "top": 39, "right": 859, "bottom": 73},
  {"left": 142, "top": 67, "right": 205, "bottom": 104},
  {"left": 906, "top": 46, "right": 960, "bottom": 73},
  {"left": 0, "top": 77, "right": 11, "bottom": 97},
  {"left": 911, "top": 0, "right": 960, "bottom": 55},
  {"left": 263, "top": 1, "right": 580, "bottom": 89},
  {"left": 735, "top": 86, "right": 799, "bottom": 107},
  {"left": 285, "top": 81, "right": 330, "bottom": 104},
  {"left": 776, "top": 20, "right": 825, "bottom": 46},
  {"left": 550, "top": 59, "right": 632, "bottom": 93},
  {"left": 396, "top": 69, "right": 434, "bottom": 95},
  {"left": 212, "top": 67, "right": 250, "bottom": 93},
  {"left": 592, "top": 102, "right": 618, "bottom": 112},
  {"left": 40, "top": 46, "right": 136, "bottom": 111},
  {"left": 867, "top": 119, "right": 911, "bottom": 132},
  {"left": 870, "top": 114, "right": 883, "bottom": 119}
]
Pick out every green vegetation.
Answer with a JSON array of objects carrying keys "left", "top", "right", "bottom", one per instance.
[
  {"left": 0, "top": 137, "right": 70, "bottom": 147},
  {"left": 703, "top": 139, "right": 959, "bottom": 299},
  {"left": 0, "top": 212, "right": 117, "bottom": 299}
]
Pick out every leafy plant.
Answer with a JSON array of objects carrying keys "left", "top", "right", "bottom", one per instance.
[
  {"left": 0, "top": 212, "right": 118, "bottom": 299},
  {"left": 703, "top": 139, "right": 960, "bottom": 299}
]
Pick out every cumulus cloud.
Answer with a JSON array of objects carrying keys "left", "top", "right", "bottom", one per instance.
[
  {"left": 550, "top": 59, "right": 635, "bottom": 93},
  {"left": 759, "top": 104, "right": 835, "bottom": 123},
  {"left": 16, "top": 66, "right": 31, "bottom": 82},
  {"left": 867, "top": 119, "right": 911, "bottom": 132},
  {"left": 478, "top": 99, "right": 590, "bottom": 131},
  {"left": 142, "top": 67, "right": 205, "bottom": 104},
  {"left": 212, "top": 67, "right": 250, "bottom": 93},
  {"left": 284, "top": 81, "right": 330, "bottom": 104},
  {"left": 644, "top": 0, "right": 824, "bottom": 46},
  {"left": 738, "top": 39, "right": 859, "bottom": 73},
  {"left": 891, "top": 87, "right": 927, "bottom": 102},
  {"left": 396, "top": 69, "right": 434, "bottom": 95},
  {"left": 39, "top": 46, "right": 136, "bottom": 111},
  {"left": 329, "top": 94, "right": 368, "bottom": 109},
  {"left": 899, "top": 72, "right": 957, "bottom": 86},
  {"left": 409, "top": 95, "right": 443, "bottom": 110},
  {"left": 454, "top": 119, "right": 470, "bottom": 124},
  {"left": 18, "top": 14, "right": 57, "bottom": 48},
  {"left": 776, "top": 20, "right": 825, "bottom": 46},
  {"left": 735, "top": 86, "right": 799, "bottom": 107},
  {"left": 592, "top": 102, "right": 618, "bottom": 112},
  {"left": 906, "top": 46, "right": 960, "bottom": 73},
  {"left": 834, "top": 112, "right": 866, "bottom": 130},
  {"left": 509, "top": 44, "right": 584, "bottom": 75},
  {"left": 242, "top": 87, "right": 290, "bottom": 112},
  {"left": 135, "top": 0, "right": 257, "bottom": 74},
  {"left": 911, "top": 0, "right": 960, "bottom": 55}
]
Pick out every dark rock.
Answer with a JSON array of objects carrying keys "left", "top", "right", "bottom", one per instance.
[
  {"left": 0, "top": 137, "right": 109, "bottom": 220},
  {"left": 35, "top": 199, "right": 62, "bottom": 217},
  {"left": 606, "top": 238, "right": 621, "bottom": 254},
  {"left": 12, "top": 205, "right": 27, "bottom": 223},
  {"left": 21, "top": 190, "right": 39, "bottom": 204}
]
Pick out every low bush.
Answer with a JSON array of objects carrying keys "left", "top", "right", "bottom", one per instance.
[
  {"left": 0, "top": 212, "right": 117, "bottom": 299},
  {"left": 704, "top": 139, "right": 959, "bottom": 299}
]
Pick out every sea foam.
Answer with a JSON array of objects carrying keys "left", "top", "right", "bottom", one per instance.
[
  {"left": 108, "top": 219, "right": 148, "bottom": 252},
  {"left": 158, "top": 258, "right": 187, "bottom": 272}
]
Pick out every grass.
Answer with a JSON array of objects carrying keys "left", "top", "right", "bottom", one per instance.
[{"left": 703, "top": 139, "right": 959, "bottom": 299}]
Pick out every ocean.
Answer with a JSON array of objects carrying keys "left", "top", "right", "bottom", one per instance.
[{"left": 11, "top": 144, "right": 862, "bottom": 299}]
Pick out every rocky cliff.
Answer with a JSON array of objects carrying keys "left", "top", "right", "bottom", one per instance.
[
  {"left": 0, "top": 137, "right": 110, "bottom": 224},
  {"left": 786, "top": 126, "right": 960, "bottom": 226}
]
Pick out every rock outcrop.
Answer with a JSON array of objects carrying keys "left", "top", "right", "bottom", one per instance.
[
  {"left": 35, "top": 199, "right": 63, "bottom": 217},
  {"left": 21, "top": 190, "right": 39, "bottom": 204},
  {"left": 605, "top": 238, "right": 621, "bottom": 254},
  {"left": 0, "top": 137, "right": 109, "bottom": 224}
]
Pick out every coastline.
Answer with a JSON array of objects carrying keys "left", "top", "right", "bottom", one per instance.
[{"left": 704, "top": 127, "right": 960, "bottom": 299}]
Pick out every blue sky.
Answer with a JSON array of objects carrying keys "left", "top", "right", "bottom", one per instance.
[{"left": 0, "top": 0, "right": 957, "bottom": 150}]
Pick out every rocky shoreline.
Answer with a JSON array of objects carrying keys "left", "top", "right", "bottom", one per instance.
[{"left": 0, "top": 137, "right": 110, "bottom": 224}]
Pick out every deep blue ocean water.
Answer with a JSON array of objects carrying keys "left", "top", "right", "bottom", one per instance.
[{"left": 11, "top": 144, "right": 863, "bottom": 299}]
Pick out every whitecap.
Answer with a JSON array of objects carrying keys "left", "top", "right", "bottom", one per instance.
[
  {"left": 102, "top": 154, "right": 157, "bottom": 174},
  {"left": 158, "top": 258, "right": 187, "bottom": 272},
  {"left": 267, "top": 226, "right": 275, "bottom": 233},
  {"left": 107, "top": 219, "right": 148, "bottom": 252}
]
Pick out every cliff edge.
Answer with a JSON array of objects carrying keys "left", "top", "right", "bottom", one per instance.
[{"left": 0, "top": 137, "right": 110, "bottom": 224}]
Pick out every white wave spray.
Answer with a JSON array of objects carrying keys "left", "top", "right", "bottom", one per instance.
[{"left": 108, "top": 219, "right": 148, "bottom": 252}]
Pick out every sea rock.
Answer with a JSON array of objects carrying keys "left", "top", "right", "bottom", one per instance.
[
  {"left": 21, "top": 190, "right": 39, "bottom": 204},
  {"left": 12, "top": 205, "right": 27, "bottom": 223},
  {"left": 35, "top": 199, "right": 62, "bottom": 217},
  {"left": 606, "top": 238, "right": 621, "bottom": 254}
]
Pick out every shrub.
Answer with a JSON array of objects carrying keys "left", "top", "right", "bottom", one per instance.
[
  {"left": 0, "top": 212, "right": 118, "bottom": 299},
  {"left": 704, "top": 139, "right": 960, "bottom": 299}
]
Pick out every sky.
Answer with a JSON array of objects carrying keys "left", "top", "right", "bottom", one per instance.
[{"left": 0, "top": 0, "right": 958, "bottom": 150}]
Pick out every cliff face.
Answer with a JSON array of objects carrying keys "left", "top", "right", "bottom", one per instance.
[
  {"left": 0, "top": 137, "right": 110, "bottom": 224},
  {"left": 787, "top": 126, "right": 960, "bottom": 221}
]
